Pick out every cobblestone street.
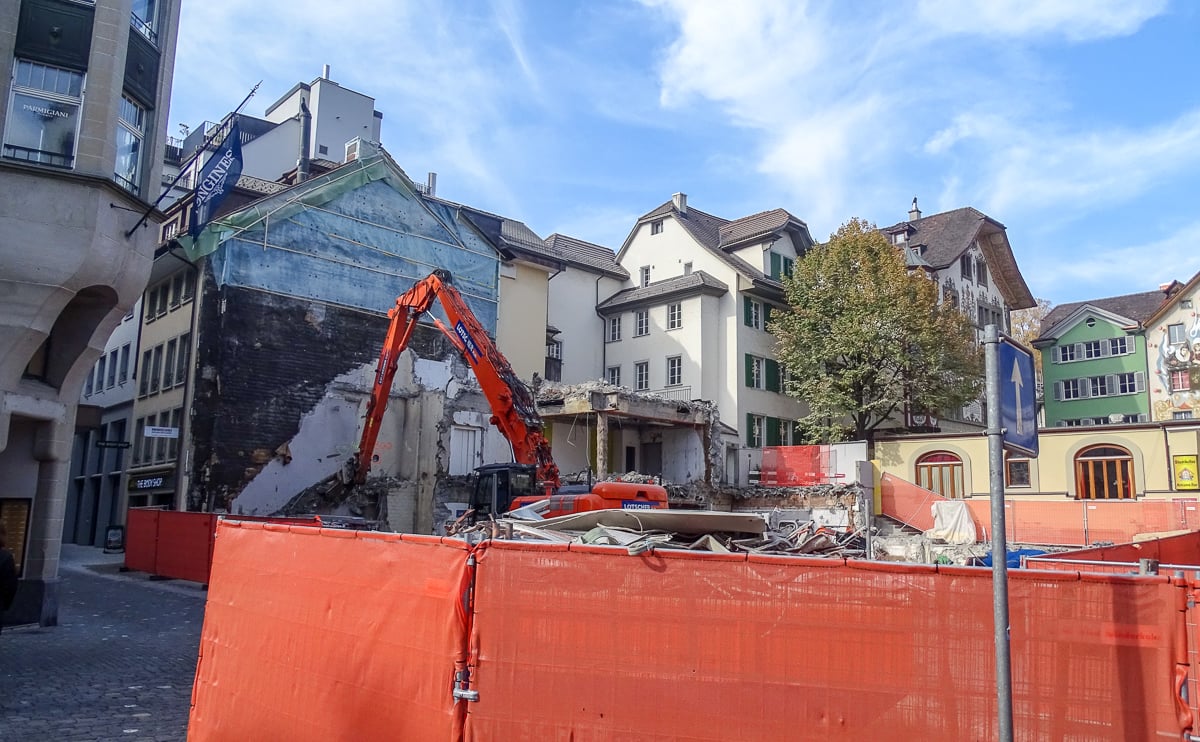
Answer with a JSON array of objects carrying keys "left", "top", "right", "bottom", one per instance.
[{"left": 0, "top": 546, "right": 206, "bottom": 742}]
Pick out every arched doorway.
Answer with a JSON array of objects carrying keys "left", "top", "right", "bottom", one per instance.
[
  {"left": 1074, "top": 445, "right": 1135, "bottom": 500},
  {"left": 915, "top": 451, "right": 964, "bottom": 499}
]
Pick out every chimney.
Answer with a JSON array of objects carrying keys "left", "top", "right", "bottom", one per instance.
[
  {"left": 672, "top": 192, "right": 687, "bottom": 214},
  {"left": 297, "top": 98, "right": 311, "bottom": 182},
  {"left": 322, "top": 64, "right": 331, "bottom": 80},
  {"left": 426, "top": 172, "right": 437, "bottom": 197},
  {"left": 908, "top": 196, "right": 921, "bottom": 221}
]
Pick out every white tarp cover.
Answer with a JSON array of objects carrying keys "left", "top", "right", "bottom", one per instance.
[{"left": 925, "top": 500, "right": 977, "bottom": 545}]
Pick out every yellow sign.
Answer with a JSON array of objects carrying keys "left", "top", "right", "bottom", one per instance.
[{"left": 1174, "top": 455, "right": 1199, "bottom": 491}]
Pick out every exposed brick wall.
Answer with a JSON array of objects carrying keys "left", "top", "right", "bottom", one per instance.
[{"left": 189, "top": 266, "right": 454, "bottom": 510}]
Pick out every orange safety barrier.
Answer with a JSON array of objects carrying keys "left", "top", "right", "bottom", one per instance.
[
  {"left": 463, "top": 541, "right": 1187, "bottom": 741},
  {"left": 188, "top": 521, "right": 472, "bottom": 741},
  {"left": 881, "top": 473, "right": 1200, "bottom": 546},
  {"left": 124, "top": 507, "right": 161, "bottom": 575},
  {"left": 759, "top": 445, "right": 837, "bottom": 486}
]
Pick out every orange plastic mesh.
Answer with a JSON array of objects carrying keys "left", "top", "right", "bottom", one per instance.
[
  {"left": 187, "top": 520, "right": 471, "bottom": 741},
  {"left": 463, "top": 541, "right": 1186, "bottom": 741}
]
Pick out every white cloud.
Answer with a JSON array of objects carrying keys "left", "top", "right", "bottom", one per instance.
[{"left": 916, "top": 0, "right": 1168, "bottom": 42}]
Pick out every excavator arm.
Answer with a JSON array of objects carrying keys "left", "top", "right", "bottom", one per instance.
[{"left": 350, "top": 269, "right": 560, "bottom": 491}]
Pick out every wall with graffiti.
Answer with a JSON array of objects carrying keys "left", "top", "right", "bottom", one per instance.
[{"left": 1148, "top": 287, "right": 1200, "bottom": 421}]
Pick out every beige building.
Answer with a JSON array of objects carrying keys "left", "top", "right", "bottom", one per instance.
[{"left": 0, "top": 0, "right": 181, "bottom": 625}]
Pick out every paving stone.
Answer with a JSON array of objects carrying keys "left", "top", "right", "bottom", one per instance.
[{"left": 0, "top": 549, "right": 206, "bottom": 741}]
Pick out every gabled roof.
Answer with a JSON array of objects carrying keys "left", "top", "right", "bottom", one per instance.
[
  {"left": 621, "top": 198, "right": 811, "bottom": 301},
  {"left": 1038, "top": 289, "right": 1174, "bottom": 340},
  {"left": 425, "top": 196, "right": 564, "bottom": 271},
  {"left": 1143, "top": 273, "right": 1199, "bottom": 327},
  {"left": 881, "top": 207, "right": 1035, "bottom": 309},
  {"left": 596, "top": 271, "right": 728, "bottom": 313},
  {"left": 543, "top": 233, "right": 629, "bottom": 279}
]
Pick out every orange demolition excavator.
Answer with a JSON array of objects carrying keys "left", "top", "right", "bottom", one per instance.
[{"left": 346, "top": 269, "right": 667, "bottom": 520}]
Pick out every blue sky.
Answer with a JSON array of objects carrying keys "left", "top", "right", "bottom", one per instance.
[{"left": 168, "top": 0, "right": 1200, "bottom": 307}]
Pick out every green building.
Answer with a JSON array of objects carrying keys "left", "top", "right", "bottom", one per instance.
[{"left": 1035, "top": 288, "right": 1178, "bottom": 428}]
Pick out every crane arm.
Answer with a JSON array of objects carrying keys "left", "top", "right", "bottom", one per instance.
[{"left": 351, "top": 270, "right": 560, "bottom": 490}]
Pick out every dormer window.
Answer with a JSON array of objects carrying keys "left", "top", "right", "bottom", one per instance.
[{"left": 650, "top": 220, "right": 664, "bottom": 235}]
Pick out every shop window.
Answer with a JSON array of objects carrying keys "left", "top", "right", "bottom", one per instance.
[
  {"left": 3, "top": 60, "right": 83, "bottom": 168},
  {"left": 915, "top": 451, "right": 964, "bottom": 499},
  {"left": 1005, "top": 455, "right": 1031, "bottom": 488},
  {"left": 1074, "top": 445, "right": 1134, "bottom": 500}
]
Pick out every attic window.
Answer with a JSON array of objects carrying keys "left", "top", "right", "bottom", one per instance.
[
  {"left": 892, "top": 232, "right": 906, "bottom": 245},
  {"left": 1086, "top": 318, "right": 1096, "bottom": 328},
  {"left": 651, "top": 220, "right": 664, "bottom": 235}
]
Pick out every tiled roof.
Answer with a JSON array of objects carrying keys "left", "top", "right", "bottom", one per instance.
[
  {"left": 544, "top": 233, "right": 629, "bottom": 278},
  {"left": 425, "top": 195, "right": 562, "bottom": 265},
  {"left": 1040, "top": 289, "right": 1172, "bottom": 336},
  {"left": 637, "top": 202, "right": 778, "bottom": 287},
  {"left": 881, "top": 206, "right": 1034, "bottom": 310},
  {"left": 596, "top": 271, "right": 728, "bottom": 312},
  {"left": 719, "top": 208, "right": 803, "bottom": 248}
]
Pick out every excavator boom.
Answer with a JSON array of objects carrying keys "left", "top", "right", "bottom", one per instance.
[{"left": 352, "top": 270, "right": 560, "bottom": 490}]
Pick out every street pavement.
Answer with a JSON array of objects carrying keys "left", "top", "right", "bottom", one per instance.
[{"left": 0, "top": 545, "right": 207, "bottom": 742}]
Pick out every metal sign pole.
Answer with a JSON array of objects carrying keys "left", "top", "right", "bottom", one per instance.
[{"left": 984, "top": 323, "right": 1014, "bottom": 742}]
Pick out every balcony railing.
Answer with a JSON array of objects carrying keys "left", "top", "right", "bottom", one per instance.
[
  {"left": 3, "top": 144, "right": 73, "bottom": 169},
  {"left": 642, "top": 385, "right": 694, "bottom": 401}
]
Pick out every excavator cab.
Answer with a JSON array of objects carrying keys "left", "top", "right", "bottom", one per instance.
[{"left": 469, "top": 463, "right": 538, "bottom": 519}]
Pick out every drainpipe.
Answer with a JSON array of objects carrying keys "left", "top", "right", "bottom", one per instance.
[
  {"left": 297, "top": 98, "right": 312, "bottom": 183},
  {"left": 595, "top": 274, "right": 605, "bottom": 376}
]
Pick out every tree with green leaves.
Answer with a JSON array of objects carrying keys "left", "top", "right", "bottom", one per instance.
[
  {"left": 1009, "top": 298, "right": 1053, "bottom": 377},
  {"left": 771, "top": 217, "right": 983, "bottom": 443}
]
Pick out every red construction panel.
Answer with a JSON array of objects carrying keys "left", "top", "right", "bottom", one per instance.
[
  {"left": 464, "top": 541, "right": 1186, "bottom": 741},
  {"left": 155, "top": 511, "right": 216, "bottom": 584},
  {"left": 188, "top": 521, "right": 471, "bottom": 742},
  {"left": 123, "top": 507, "right": 160, "bottom": 574}
]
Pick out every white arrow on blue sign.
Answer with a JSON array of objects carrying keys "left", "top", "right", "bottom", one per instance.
[{"left": 997, "top": 337, "right": 1038, "bottom": 457}]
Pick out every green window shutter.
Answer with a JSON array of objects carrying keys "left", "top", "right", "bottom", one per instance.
[
  {"left": 765, "top": 358, "right": 779, "bottom": 392},
  {"left": 764, "top": 304, "right": 773, "bottom": 330},
  {"left": 770, "top": 252, "right": 781, "bottom": 279},
  {"left": 792, "top": 421, "right": 802, "bottom": 442},
  {"left": 765, "top": 416, "right": 781, "bottom": 446},
  {"left": 746, "top": 413, "right": 755, "bottom": 446},
  {"left": 744, "top": 296, "right": 752, "bottom": 326},
  {"left": 745, "top": 354, "right": 754, "bottom": 387}
]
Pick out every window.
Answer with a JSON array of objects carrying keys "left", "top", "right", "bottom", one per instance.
[
  {"left": 747, "top": 414, "right": 765, "bottom": 448},
  {"left": 118, "top": 344, "right": 130, "bottom": 384},
  {"left": 170, "top": 274, "right": 184, "bottom": 309},
  {"left": 1109, "top": 337, "right": 1128, "bottom": 355},
  {"left": 134, "top": 417, "right": 147, "bottom": 465},
  {"left": 1006, "top": 456, "right": 1031, "bottom": 488},
  {"left": 139, "top": 350, "right": 152, "bottom": 396},
  {"left": 667, "top": 303, "right": 682, "bottom": 330},
  {"left": 666, "top": 356, "right": 682, "bottom": 386},
  {"left": 106, "top": 349, "right": 118, "bottom": 388},
  {"left": 1089, "top": 376, "right": 1109, "bottom": 397},
  {"left": 1174, "top": 411, "right": 1195, "bottom": 420},
  {"left": 683, "top": 262, "right": 692, "bottom": 275},
  {"left": 635, "top": 361, "right": 649, "bottom": 391},
  {"left": 1061, "top": 379, "right": 1084, "bottom": 400},
  {"left": 149, "top": 344, "right": 163, "bottom": 393},
  {"left": 916, "top": 451, "right": 964, "bottom": 498},
  {"left": 744, "top": 297, "right": 762, "bottom": 329},
  {"left": 156, "top": 284, "right": 168, "bottom": 317},
  {"left": 607, "top": 317, "right": 621, "bottom": 342},
  {"left": 639, "top": 266, "right": 650, "bottom": 287},
  {"left": 182, "top": 271, "right": 195, "bottom": 302},
  {"left": 175, "top": 333, "right": 190, "bottom": 386},
  {"left": 546, "top": 339, "right": 562, "bottom": 359},
  {"left": 163, "top": 339, "right": 177, "bottom": 388},
  {"left": 544, "top": 338, "right": 562, "bottom": 382},
  {"left": 606, "top": 366, "right": 621, "bottom": 386},
  {"left": 1083, "top": 340, "right": 1104, "bottom": 359},
  {"left": 745, "top": 354, "right": 764, "bottom": 389},
  {"left": 960, "top": 255, "right": 972, "bottom": 280},
  {"left": 1169, "top": 323, "right": 1186, "bottom": 345},
  {"left": 167, "top": 407, "right": 182, "bottom": 461},
  {"left": 131, "top": 0, "right": 158, "bottom": 43},
  {"left": 114, "top": 95, "right": 146, "bottom": 193},
  {"left": 154, "top": 410, "right": 170, "bottom": 462},
  {"left": 96, "top": 355, "right": 107, "bottom": 393},
  {"left": 650, "top": 220, "right": 664, "bottom": 235},
  {"left": 1074, "top": 445, "right": 1134, "bottom": 500},
  {"left": 635, "top": 309, "right": 649, "bottom": 337},
  {"left": 769, "top": 253, "right": 795, "bottom": 280},
  {"left": 1117, "top": 372, "right": 1143, "bottom": 395},
  {"left": 1171, "top": 370, "right": 1190, "bottom": 392},
  {"left": 1058, "top": 344, "right": 1077, "bottom": 362},
  {"left": 84, "top": 367, "right": 94, "bottom": 397},
  {"left": 975, "top": 260, "right": 988, "bottom": 286},
  {"left": 3, "top": 60, "right": 84, "bottom": 168}
]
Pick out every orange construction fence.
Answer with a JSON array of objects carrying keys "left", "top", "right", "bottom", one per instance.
[
  {"left": 125, "top": 508, "right": 217, "bottom": 584},
  {"left": 880, "top": 473, "right": 1200, "bottom": 546},
  {"left": 759, "top": 445, "right": 837, "bottom": 486},
  {"left": 189, "top": 520, "right": 1195, "bottom": 741}
]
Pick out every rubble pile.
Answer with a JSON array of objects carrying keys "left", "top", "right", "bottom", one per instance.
[
  {"left": 535, "top": 379, "right": 718, "bottom": 416},
  {"left": 447, "top": 508, "right": 866, "bottom": 558}
]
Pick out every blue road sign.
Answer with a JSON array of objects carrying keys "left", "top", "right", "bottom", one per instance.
[{"left": 998, "top": 338, "right": 1038, "bottom": 457}]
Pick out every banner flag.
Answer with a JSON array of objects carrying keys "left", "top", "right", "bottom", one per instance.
[{"left": 189, "top": 118, "right": 243, "bottom": 238}]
